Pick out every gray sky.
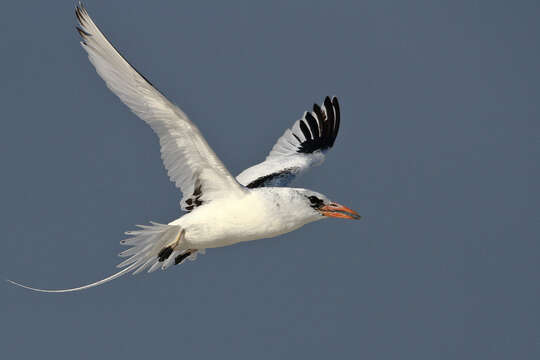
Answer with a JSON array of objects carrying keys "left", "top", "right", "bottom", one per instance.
[{"left": 1, "top": 1, "right": 538, "bottom": 359}]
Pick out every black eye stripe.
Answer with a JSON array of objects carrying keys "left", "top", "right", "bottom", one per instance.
[{"left": 307, "top": 196, "right": 324, "bottom": 207}]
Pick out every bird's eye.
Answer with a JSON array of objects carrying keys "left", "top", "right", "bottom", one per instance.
[{"left": 308, "top": 196, "right": 323, "bottom": 206}]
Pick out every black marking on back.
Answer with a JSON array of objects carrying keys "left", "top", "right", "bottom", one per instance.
[
  {"left": 183, "top": 180, "right": 204, "bottom": 212},
  {"left": 296, "top": 96, "right": 340, "bottom": 154},
  {"left": 246, "top": 167, "right": 299, "bottom": 189}
]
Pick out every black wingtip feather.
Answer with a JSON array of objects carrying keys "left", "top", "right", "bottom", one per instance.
[
  {"left": 304, "top": 112, "right": 320, "bottom": 140},
  {"left": 73, "top": 3, "right": 158, "bottom": 90},
  {"left": 75, "top": 3, "right": 86, "bottom": 24},
  {"left": 331, "top": 97, "right": 340, "bottom": 146},
  {"left": 296, "top": 96, "right": 340, "bottom": 154},
  {"left": 75, "top": 26, "right": 90, "bottom": 37},
  {"left": 299, "top": 120, "right": 312, "bottom": 141}
]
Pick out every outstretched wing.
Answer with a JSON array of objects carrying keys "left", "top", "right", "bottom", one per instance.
[
  {"left": 75, "top": 4, "right": 244, "bottom": 210},
  {"left": 236, "top": 96, "right": 340, "bottom": 188}
]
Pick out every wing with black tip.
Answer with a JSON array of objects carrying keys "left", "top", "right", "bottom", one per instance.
[
  {"left": 236, "top": 96, "right": 340, "bottom": 188},
  {"left": 75, "top": 4, "right": 245, "bottom": 211}
]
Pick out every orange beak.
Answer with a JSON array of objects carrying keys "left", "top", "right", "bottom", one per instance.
[{"left": 319, "top": 203, "right": 361, "bottom": 220}]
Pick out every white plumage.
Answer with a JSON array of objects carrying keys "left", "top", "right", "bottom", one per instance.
[{"left": 7, "top": 3, "right": 359, "bottom": 293}]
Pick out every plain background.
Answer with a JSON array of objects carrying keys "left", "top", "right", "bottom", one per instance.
[{"left": 1, "top": 1, "right": 538, "bottom": 359}]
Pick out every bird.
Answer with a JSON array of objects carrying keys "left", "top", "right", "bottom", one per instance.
[{"left": 7, "top": 3, "right": 360, "bottom": 293}]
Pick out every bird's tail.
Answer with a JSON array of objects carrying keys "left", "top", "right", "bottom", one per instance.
[{"left": 7, "top": 222, "right": 202, "bottom": 293}]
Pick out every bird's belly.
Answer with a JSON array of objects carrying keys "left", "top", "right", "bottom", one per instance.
[
  {"left": 184, "top": 216, "right": 294, "bottom": 249},
  {"left": 173, "top": 200, "right": 305, "bottom": 249}
]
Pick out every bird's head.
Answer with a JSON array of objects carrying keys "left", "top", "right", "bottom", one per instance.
[{"left": 301, "top": 190, "right": 361, "bottom": 220}]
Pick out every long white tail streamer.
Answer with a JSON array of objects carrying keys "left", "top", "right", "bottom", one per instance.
[
  {"left": 7, "top": 222, "right": 190, "bottom": 293},
  {"left": 6, "top": 262, "right": 141, "bottom": 293}
]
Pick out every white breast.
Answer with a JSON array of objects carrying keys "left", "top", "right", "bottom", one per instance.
[{"left": 170, "top": 188, "right": 321, "bottom": 249}]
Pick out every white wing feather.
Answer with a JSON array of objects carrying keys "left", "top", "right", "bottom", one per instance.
[
  {"left": 75, "top": 4, "right": 244, "bottom": 208},
  {"left": 236, "top": 96, "right": 340, "bottom": 188}
]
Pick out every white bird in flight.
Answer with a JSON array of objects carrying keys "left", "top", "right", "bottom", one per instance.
[{"left": 8, "top": 4, "right": 360, "bottom": 292}]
